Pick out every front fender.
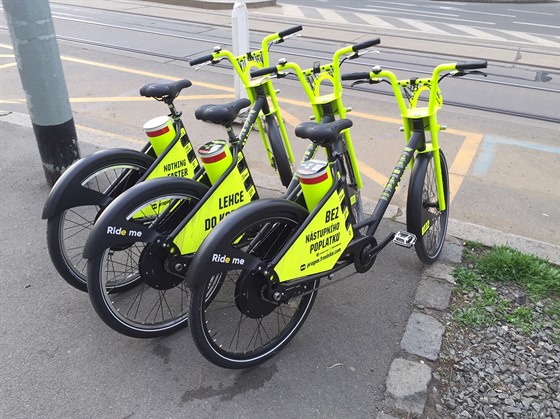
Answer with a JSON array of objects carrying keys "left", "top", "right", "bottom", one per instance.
[
  {"left": 82, "top": 177, "right": 209, "bottom": 259},
  {"left": 186, "top": 198, "right": 309, "bottom": 289},
  {"left": 41, "top": 148, "right": 154, "bottom": 219}
]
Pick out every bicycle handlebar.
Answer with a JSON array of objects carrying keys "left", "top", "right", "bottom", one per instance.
[
  {"left": 278, "top": 25, "right": 303, "bottom": 40},
  {"left": 351, "top": 38, "right": 381, "bottom": 52},
  {"left": 341, "top": 72, "right": 371, "bottom": 81},
  {"left": 341, "top": 59, "right": 488, "bottom": 116},
  {"left": 251, "top": 37, "right": 381, "bottom": 80},
  {"left": 189, "top": 26, "right": 304, "bottom": 70},
  {"left": 250, "top": 65, "right": 278, "bottom": 78},
  {"left": 189, "top": 54, "right": 215, "bottom": 66},
  {"left": 456, "top": 60, "right": 488, "bottom": 71}
]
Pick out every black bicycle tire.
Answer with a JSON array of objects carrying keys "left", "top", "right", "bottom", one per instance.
[
  {"left": 406, "top": 151, "right": 449, "bottom": 264},
  {"left": 87, "top": 179, "right": 209, "bottom": 338},
  {"left": 46, "top": 156, "right": 153, "bottom": 292},
  {"left": 189, "top": 199, "right": 318, "bottom": 368},
  {"left": 265, "top": 115, "right": 293, "bottom": 188}
]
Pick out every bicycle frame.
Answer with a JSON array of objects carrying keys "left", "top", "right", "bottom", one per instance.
[
  {"left": 84, "top": 27, "right": 304, "bottom": 208},
  {"left": 82, "top": 28, "right": 307, "bottom": 255},
  {"left": 191, "top": 26, "right": 303, "bottom": 169},
  {"left": 238, "top": 40, "right": 380, "bottom": 281},
  {"left": 180, "top": 45, "right": 488, "bottom": 368},
  {"left": 163, "top": 93, "right": 274, "bottom": 255},
  {"left": 214, "top": 53, "right": 487, "bottom": 286},
  {"left": 374, "top": 65, "right": 450, "bottom": 213},
  {"left": 140, "top": 28, "right": 303, "bottom": 185},
  {"left": 83, "top": 90, "right": 277, "bottom": 260}
]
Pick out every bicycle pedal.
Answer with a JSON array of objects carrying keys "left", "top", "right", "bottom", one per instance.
[{"left": 393, "top": 231, "right": 417, "bottom": 248}]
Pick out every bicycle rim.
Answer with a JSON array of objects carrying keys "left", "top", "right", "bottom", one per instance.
[{"left": 87, "top": 191, "right": 201, "bottom": 337}]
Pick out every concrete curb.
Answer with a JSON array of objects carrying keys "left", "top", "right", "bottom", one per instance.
[{"left": 378, "top": 239, "right": 466, "bottom": 418}]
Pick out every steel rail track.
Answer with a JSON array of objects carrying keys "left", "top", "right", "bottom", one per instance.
[
  {"left": 55, "top": 33, "right": 560, "bottom": 124},
  {"left": 1, "top": 11, "right": 558, "bottom": 123}
]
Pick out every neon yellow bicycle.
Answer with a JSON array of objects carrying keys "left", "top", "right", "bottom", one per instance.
[
  {"left": 184, "top": 43, "right": 487, "bottom": 368},
  {"left": 82, "top": 27, "right": 306, "bottom": 337},
  {"left": 42, "top": 26, "right": 300, "bottom": 293}
]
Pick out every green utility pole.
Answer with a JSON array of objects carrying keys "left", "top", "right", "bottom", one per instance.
[{"left": 2, "top": 0, "right": 80, "bottom": 186}]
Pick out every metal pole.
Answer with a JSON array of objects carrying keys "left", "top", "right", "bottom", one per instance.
[
  {"left": 2, "top": 0, "right": 80, "bottom": 187},
  {"left": 232, "top": 1, "right": 249, "bottom": 101}
]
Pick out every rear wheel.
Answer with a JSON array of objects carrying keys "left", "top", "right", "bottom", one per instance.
[
  {"left": 46, "top": 160, "right": 151, "bottom": 291},
  {"left": 87, "top": 183, "right": 207, "bottom": 337},
  {"left": 407, "top": 151, "right": 449, "bottom": 264},
  {"left": 189, "top": 202, "right": 318, "bottom": 368}
]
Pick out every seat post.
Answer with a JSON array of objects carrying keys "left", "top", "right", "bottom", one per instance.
[
  {"left": 224, "top": 125, "right": 237, "bottom": 143},
  {"left": 166, "top": 98, "right": 182, "bottom": 120}
]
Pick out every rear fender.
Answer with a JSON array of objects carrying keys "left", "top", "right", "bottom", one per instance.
[
  {"left": 82, "top": 177, "right": 208, "bottom": 259},
  {"left": 41, "top": 149, "right": 154, "bottom": 219},
  {"left": 186, "top": 198, "right": 308, "bottom": 288}
]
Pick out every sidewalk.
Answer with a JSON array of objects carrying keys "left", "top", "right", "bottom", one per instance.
[
  {"left": 0, "top": 113, "right": 423, "bottom": 418},
  {"left": 2, "top": 109, "right": 558, "bottom": 418}
]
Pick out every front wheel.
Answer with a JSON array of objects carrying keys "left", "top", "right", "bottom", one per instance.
[
  {"left": 407, "top": 151, "right": 449, "bottom": 264},
  {"left": 189, "top": 200, "right": 318, "bottom": 368},
  {"left": 87, "top": 179, "right": 208, "bottom": 338}
]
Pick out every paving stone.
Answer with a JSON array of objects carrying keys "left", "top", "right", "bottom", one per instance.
[
  {"left": 385, "top": 358, "right": 432, "bottom": 418},
  {"left": 400, "top": 312, "right": 445, "bottom": 361},
  {"left": 439, "top": 240, "right": 464, "bottom": 264},
  {"left": 423, "top": 262, "right": 456, "bottom": 284},
  {"left": 415, "top": 278, "right": 453, "bottom": 311}
]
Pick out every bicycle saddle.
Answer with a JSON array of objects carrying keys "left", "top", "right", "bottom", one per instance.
[
  {"left": 195, "top": 98, "right": 251, "bottom": 126},
  {"left": 295, "top": 119, "right": 353, "bottom": 146},
  {"left": 139, "top": 79, "right": 192, "bottom": 100}
]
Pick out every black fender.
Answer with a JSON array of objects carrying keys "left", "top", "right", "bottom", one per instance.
[
  {"left": 186, "top": 198, "right": 309, "bottom": 289},
  {"left": 82, "top": 177, "right": 209, "bottom": 259},
  {"left": 41, "top": 148, "right": 155, "bottom": 220}
]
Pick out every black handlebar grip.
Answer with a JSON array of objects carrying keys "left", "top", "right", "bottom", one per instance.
[
  {"left": 341, "top": 72, "right": 371, "bottom": 81},
  {"left": 189, "top": 54, "right": 215, "bottom": 66},
  {"left": 278, "top": 25, "right": 303, "bottom": 39},
  {"left": 250, "top": 66, "right": 278, "bottom": 78},
  {"left": 456, "top": 60, "right": 488, "bottom": 71},
  {"left": 352, "top": 38, "right": 381, "bottom": 52}
]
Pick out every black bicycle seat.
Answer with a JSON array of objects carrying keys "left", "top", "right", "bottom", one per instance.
[
  {"left": 295, "top": 119, "right": 353, "bottom": 146},
  {"left": 139, "top": 79, "right": 192, "bottom": 100},
  {"left": 195, "top": 98, "right": 251, "bottom": 126}
]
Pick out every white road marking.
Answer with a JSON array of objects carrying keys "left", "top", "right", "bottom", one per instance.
[
  {"left": 445, "top": 24, "right": 508, "bottom": 41},
  {"left": 400, "top": 18, "right": 450, "bottom": 35}
]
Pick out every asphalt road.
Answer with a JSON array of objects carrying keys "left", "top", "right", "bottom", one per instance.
[
  {"left": 1, "top": 0, "right": 558, "bottom": 245},
  {"left": 278, "top": 0, "right": 560, "bottom": 36}
]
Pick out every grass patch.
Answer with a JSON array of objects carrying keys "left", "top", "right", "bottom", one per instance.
[
  {"left": 452, "top": 244, "right": 560, "bottom": 337},
  {"left": 476, "top": 245, "right": 560, "bottom": 297}
]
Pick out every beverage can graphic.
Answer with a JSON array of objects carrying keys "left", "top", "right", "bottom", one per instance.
[
  {"left": 297, "top": 159, "right": 333, "bottom": 210},
  {"left": 143, "top": 116, "right": 176, "bottom": 156},
  {"left": 198, "top": 140, "right": 233, "bottom": 184}
]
